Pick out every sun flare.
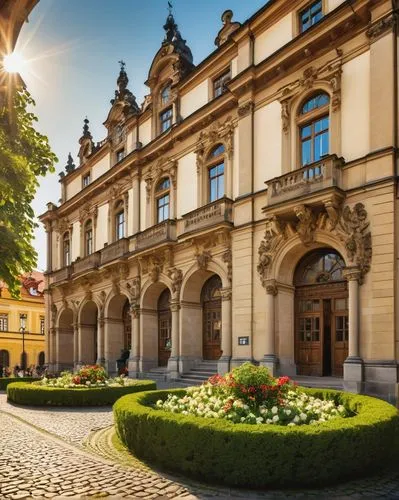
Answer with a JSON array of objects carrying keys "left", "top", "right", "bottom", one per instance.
[{"left": 3, "top": 52, "right": 25, "bottom": 73}]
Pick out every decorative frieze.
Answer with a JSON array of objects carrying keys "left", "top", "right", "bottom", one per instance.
[
  {"left": 366, "top": 14, "right": 396, "bottom": 42},
  {"left": 168, "top": 268, "right": 183, "bottom": 295}
]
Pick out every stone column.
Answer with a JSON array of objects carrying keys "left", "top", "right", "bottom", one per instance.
[
  {"left": 73, "top": 323, "right": 79, "bottom": 369},
  {"left": 261, "top": 280, "right": 278, "bottom": 376},
  {"left": 49, "top": 327, "right": 56, "bottom": 372},
  {"left": 96, "top": 313, "right": 105, "bottom": 366},
  {"left": 77, "top": 324, "right": 84, "bottom": 368},
  {"left": 218, "top": 288, "right": 232, "bottom": 375},
  {"left": 167, "top": 300, "right": 180, "bottom": 380},
  {"left": 45, "top": 222, "right": 52, "bottom": 273},
  {"left": 131, "top": 171, "right": 140, "bottom": 234},
  {"left": 128, "top": 305, "right": 140, "bottom": 377},
  {"left": 55, "top": 327, "right": 60, "bottom": 372},
  {"left": 343, "top": 267, "right": 363, "bottom": 393}
]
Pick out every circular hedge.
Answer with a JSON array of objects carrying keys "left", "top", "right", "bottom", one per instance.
[
  {"left": 7, "top": 380, "right": 156, "bottom": 407},
  {"left": 114, "top": 388, "right": 399, "bottom": 488},
  {"left": 0, "top": 377, "right": 37, "bottom": 391}
]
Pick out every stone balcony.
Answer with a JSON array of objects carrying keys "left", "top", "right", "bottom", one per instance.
[
  {"left": 135, "top": 220, "right": 176, "bottom": 251},
  {"left": 72, "top": 252, "right": 100, "bottom": 275},
  {"left": 266, "top": 155, "right": 344, "bottom": 207},
  {"left": 49, "top": 266, "right": 70, "bottom": 285},
  {"left": 181, "top": 197, "right": 233, "bottom": 235},
  {"left": 100, "top": 238, "right": 129, "bottom": 265}
]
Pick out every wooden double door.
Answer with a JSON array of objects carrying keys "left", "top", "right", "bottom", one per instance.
[
  {"left": 202, "top": 275, "right": 222, "bottom": 360},
  {"left": 295, "top": 284, "right": 348, "bottom": 377},
  {"left": 158, "top": 289, "right": 172, "bottom": 367}
]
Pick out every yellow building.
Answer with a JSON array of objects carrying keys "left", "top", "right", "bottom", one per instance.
[{"left": 0, "top": 272, "right": 45, "bottom": 371}]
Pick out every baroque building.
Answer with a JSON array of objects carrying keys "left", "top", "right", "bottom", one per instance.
[{"left": 40, "top": 0, "right": 398, "bottom": 398}]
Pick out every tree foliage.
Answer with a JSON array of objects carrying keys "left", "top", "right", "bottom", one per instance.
[{"left": 0, "top": 88, "right": 57, "bottom": 297}]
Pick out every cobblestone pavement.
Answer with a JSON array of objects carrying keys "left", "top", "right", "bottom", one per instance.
[{"left": 1, "top": 392, "right": 399, "bottom": 499}]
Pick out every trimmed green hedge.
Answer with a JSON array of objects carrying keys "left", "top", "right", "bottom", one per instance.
[
  {"left": 0, "top": 377, "right": 37, "bottom": 391},
  {"left": 114, "top": 388, "right": 399, "bottom": 488},
  {"left": 7, "top": 380, "right": 156, "bottom": 406}
]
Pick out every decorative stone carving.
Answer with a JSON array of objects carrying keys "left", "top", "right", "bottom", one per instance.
[
  {"left": 257, "top": 202, "right": 372, "bottom": 286},
  {"left": 196, "top": 250, "right": 212, "bottom": 270},
  {"left": 170, "top": 300, "right": 181, "bottom": 313},
  {"left": 237, "top": 101, "right": 254, "bottom": 118},
  {"left": 144, "top": 158, "right": 177, "bottom": 196},
  {"left": 281, "top": 99, "right": 290, "bottom": 135},
  {"left": 126, "top": 277, "right": 141, "bottom": 302},
  {"left": 168, "top": 268, "right": 183, "bottom": 295},
  {"left": 215, "top": 9, "right": 241, "bottom": 47},
  {"left": 50, "top": 303, "right": 57, "bottom": 326},
  {"left": 366, "top": 14, "right": 396, "bottom": 41},
  {"left": 294, "top": 204, "right": 317, "bottom": 246},
  {"left": 265, "top": 280, "right": 278, "bottom": 296},
  {"left": 222, "top": 248, "right": 232, "bottom": 281},
  {"left": 195, "top": 117, "right": 235, "bottom": 168},
  {"left": 79, "top": 203, "right": 98, "bottom": 224}
]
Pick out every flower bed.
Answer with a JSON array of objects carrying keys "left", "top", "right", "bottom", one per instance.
[
  {"left": 6, "top": 365, "right": 156, "bottom": 406},
  {"left": 114, "top": 364, "right": 399, "bottom": 488}
]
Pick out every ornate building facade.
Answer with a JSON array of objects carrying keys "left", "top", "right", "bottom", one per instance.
[{"left": 40, "top": 0, "right": 399, "bottom": 398}]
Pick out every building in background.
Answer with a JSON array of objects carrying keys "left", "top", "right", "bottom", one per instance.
[
  {"left": 40, "top": 0, "right": 398, "bottom": 399},
  {"left": 0, "top": 272, "right": 45, "bottom": 371}
]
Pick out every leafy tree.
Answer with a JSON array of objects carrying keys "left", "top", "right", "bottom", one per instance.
[{"left": 0, "top": 88, "right": 57, "bottom": 297}]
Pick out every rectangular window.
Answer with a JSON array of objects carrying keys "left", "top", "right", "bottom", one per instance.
[
  {"left": 116, "top": 211, "right": 125, "bottom": 240},
  {"left": 0, "top": 314, "right": 8, "bottom": 332},
  {"left": 116, "top": 149, "right": 125, "bottom": 162},
  {"left": 64, "top": 239, "right": 70, "bottom": 267},
  {"left": 82, "top": 173, "right": 91, "bottom": 187},
  {"left": 160, "top": 108, "right": 173, "bottom": 133},
  {"left": 209, "top": 163, "right": 225, "bottom": 202},
  {"left": 300, "top": 1, "right": 323, "bottom": 33},
  {"left": 86, "top": 229, "right": 93, "bottom": 256},
  {"left": 157, "top": 194, "right": 170, "bottom": 223},
  {"left": 213, "top": 70, "right": 231, "bottom": 98},
  {"left": 300, "top": 115, "right": 329, "bottom": 166},
  {"left": 40, "top": 317, "right": 45, "bottom": 335},
  {"left": 19, "top": 313, "right": 27, "bottom": 331}
]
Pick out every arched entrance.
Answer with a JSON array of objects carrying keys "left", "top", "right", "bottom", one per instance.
[
  {"left": 0, "top": 349, "right": 9, "bottom": 368},
  {"left": 294, "top": 250, "right": 348, "bottom": 377},
  {"left": 201, "top": 275, "right": 222, "bottom": 360},
  {"left": 57, "top": 308, "right": 74, "bottom": 370},
  {"left": 79, "top": 301, "right": 98, "bottom": 365},
  {"left": 158, "top": 288, "right": 171, "bottom": 367},
  {"left": 105, "top": 294, "right": 130, "bottom": 373}
]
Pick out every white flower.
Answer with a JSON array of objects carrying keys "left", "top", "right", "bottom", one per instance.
[
  {"left": 272, "top": 415, "right": 279, "bottom": 423},
  {"left": 271, "top": 406, "right": 278, "bottom": 414},
  {"left": 294, "top": 415, "right": 300, "bottom": 423}
]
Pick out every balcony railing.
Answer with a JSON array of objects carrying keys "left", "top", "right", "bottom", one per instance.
[
  {"left": 49, "top": 266, "right": 70, "bottom": 285},
  {"left": 136, "top": 220, "right": 176, "bottom": 251},
  {"left": 182, "top": 197, "right": 233, "bottom": 234},
  {"left": 266, "top": 155, "right": 344, "bottom": 206},
  {"left": 72, "top": 252, "right": 100, "bottom": 275},
  {"left": 100, "top": 238, "right": 129, "bottom": 265}
]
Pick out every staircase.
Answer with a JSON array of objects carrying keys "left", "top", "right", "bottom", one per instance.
[{"left": 178, "top": 360, "right": 218, "bottom": 386}]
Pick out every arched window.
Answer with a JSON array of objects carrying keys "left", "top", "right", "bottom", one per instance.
[
  {"left": 298, "top": 92, "right": 330, "bottom": 166},
  {"left": 114, "top": 201, "right": 125, "bottom": 240},
  {"left": 38, "top": 351, "right": 45, "bottom": 366},
  {"left": 156, "top": 177, "right": 170, "bottom": 223},
  {"left": 294, "top": 250, "right": 345, "bottom": 286},
  {"left": 63, "top": 232, "right": 70, "bottom": 266},
  {"left": 0, "top": 349, "right": 9, "bottom": 367},
  {"left": 84, "top": 220, "right": 93, "bottom": 256},
  {"left": 207, "top": 144, "right": 225, "bottom": 202}
]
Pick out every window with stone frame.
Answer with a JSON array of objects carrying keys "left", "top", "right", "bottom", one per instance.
[
  {"left": 207, "top": 144, "right": 225, "bottom": 202},
  {"left": 213, "top": 69, "right": 231, "bottom": 98},
  {"left": 0, "top": 314, "right": 8, "bottom": 332},
  {"left": 161, "top": 84, "right": 171, "bottom": 106},
  {"left": 115, "top": 200, "right": 125, "bottom": 240},
  {"left": 63, "top": 232, "right": 71, "bottom": 266},
  {"left": 160, "top": 107, "right": 173, "bottom": 133},
  {"left": 84, "top": 220, "right": 93, "bottom": 256},
  {"left": 82, "top": 172, "right": 91, "bottom": 188},
  {"left": 298, "top": 92, "right": 330, "bottom": 167},
  {"left": 116, "top": 148, "right": 125, "bottom": 163},
  {"left": 156, "top": 177, "right": 170, "bottom": 223},
  {"left": 299, "top": 0, "right": 323, "bottom": 33}
]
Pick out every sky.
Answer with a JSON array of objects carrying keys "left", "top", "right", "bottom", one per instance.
[{"left": 16, "top": 0, "right": 267, "bottom": 271}]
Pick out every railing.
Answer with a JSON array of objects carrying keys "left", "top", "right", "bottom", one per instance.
[
  {"left": 100, "top": 238, "right": 129, "bottom": 265},
  {"left": 72, "top": 252, "right": 100, "bottom": 275},
  {"left": 266, "top": 155, "right": 344, "bottom": 206},
  {"left": 182, "top": 198, "right": 233, "bottom": 234},
  {"left": 136, "top": 220, "right": 176, "bottom": 250},
  {"left": 49, "top": 266, "right": 70, "bottom": 285}
]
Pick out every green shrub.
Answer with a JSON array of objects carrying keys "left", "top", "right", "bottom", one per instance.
[
  {"left": 114, "top": 388, "right": 399, "bottom": 488},
  {"left": 0, "top": 377, "right": 36, "bottom": 391},
  {"left": 7, "top": 380, "right": 156, "bottom": 406}
]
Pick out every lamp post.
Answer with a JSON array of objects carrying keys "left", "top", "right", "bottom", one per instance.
[{"left": 20, "top": 325, "right": 26, "bottom": 372}]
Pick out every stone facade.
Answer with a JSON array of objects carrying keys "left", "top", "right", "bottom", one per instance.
[{"left": 40, "top": 0, "right": 399, "bottom": 398}]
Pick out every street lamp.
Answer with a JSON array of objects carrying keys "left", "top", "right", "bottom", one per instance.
[{"left": 20, "top": 316, "right": 26, "bottom": 372}]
